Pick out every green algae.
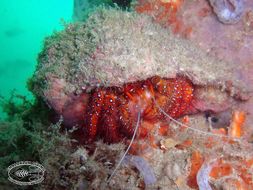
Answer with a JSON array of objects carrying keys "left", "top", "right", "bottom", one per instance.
[{"left": 0, "top": 92, "right": 72, "bottom": 188}]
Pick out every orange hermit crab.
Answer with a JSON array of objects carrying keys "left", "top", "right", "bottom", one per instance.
[{"left": 80, "top": 75, "right": 194, "bottom": 143}]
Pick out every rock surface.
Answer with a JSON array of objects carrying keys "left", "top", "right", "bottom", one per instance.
[{"left": 31, "top": 8, "right": 247, "bottom": 115}]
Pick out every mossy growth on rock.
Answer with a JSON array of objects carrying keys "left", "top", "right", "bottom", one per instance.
[
  {"left": 0, "top": 92, "right": 73, "bottom": 188},
  {"left": 31, "top": 6, "right": 245, "bottom": 108}
]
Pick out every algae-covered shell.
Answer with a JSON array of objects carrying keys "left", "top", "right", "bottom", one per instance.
[{"left": 30, "top": 8, "right": 245, "bottom": 111}]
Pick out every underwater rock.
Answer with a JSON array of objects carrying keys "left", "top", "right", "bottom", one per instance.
[
  {"left": 135, "top": 0, "right": 253, "bottom": 90},
  {"left": 134, "top": 0, "right": 253, "bottom": 138},
  {"left": 178, "top": 0, "right": 253, "bottom": 83},
  {"left": 208, "top": 0, "right": 244, "bottom": 24},
  {"left": 31, "top": 8, "right": 247, "bottom": 123},
  {"left": 123, "top": 155, "right": 157, "bottom": 186},
  {"left": 27, "top": 5, "right": 253, "bottom": 188}
]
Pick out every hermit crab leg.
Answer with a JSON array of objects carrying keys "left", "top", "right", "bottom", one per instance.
[
  {"left": 84, "top": 89, "right": 105, "bottom": 142},
  {"left": 101, "top": 91, "right": 121, "bottom": 143},
  {"left": 107, "top": 110, "right": 141, "bottom": 183}
]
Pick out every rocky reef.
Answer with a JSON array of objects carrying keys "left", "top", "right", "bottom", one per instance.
[
  {"left": 31, "top": 8, "right": 248, "bottom": 123},
  {"left": 2, "top": 2, "right": 253, "bottom": 190}
]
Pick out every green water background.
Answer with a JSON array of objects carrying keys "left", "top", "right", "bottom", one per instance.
[{"left": 0, "top": 0, "right": 73, "bottom": 120}]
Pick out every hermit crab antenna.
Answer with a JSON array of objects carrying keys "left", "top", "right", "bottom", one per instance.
[
  {"left": 152, "top": 97, "right": 235, "bottom": 139},
  {"left": 107, "top": 109, "right": 141, "bottom": 183}
]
